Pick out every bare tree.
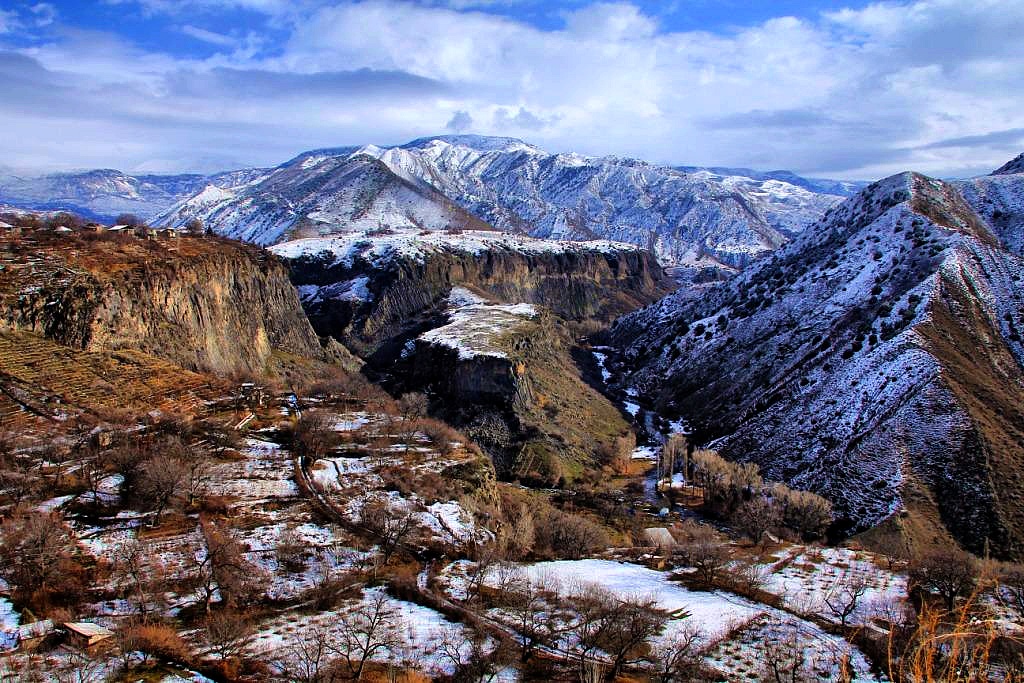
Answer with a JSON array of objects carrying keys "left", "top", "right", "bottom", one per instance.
[
  {"left": 115, "top": 212, "right": 144, "bottom": 228},
  {"left": 496, "top": 503, "right": 535, "bottom": 560},
  {"left": 205, "top": 609, "right": 255, "bottom": 660},
  {"left": 330, "top": 591, "right": 404, "bottom": 681},
  {"left": 731, "top": 496, "right": 780, "bottom": 548},
  {"left": 51, "top": 648, "right": 105, "bottom": 683},
  {"left": 361, "top": 501, "right": 417, "bottom": 564},
  {"left": 275, "top": 627, "right": 340, "bottom": 683},
  {"left": 294, "top": 411, "right": 339, "bottom": 461},
  {"left": 570, "top": 584, "right": 668, "bottom": 682},
  {"left": 276, "top": 525, "right": 309, "bottom": 573},
  {"left": 185, "top": 218, "right": 205, "bottom": 235},
  {"left": 997, "top": 563, "right": 1024, "bottom": 615},
  {"left": 908, "top": 547, "right": 977, "bottom": 613},
  {"left": 651, "top": 625, "right": 704, "bottom": 683},
  {"left": 535, "top": 507, "right": 609, "bottom": 560},
  {"left": 504, "top": 574, "right": 560, "bottom": 665},
  {"left": 0, "top": 510, "right": 80, "bottom": 601},
  {"left": 759, "top": 620, "right": 815, "bottom": 683},
  {"left": 0, "top": 451, "right": 41, "bottom": 504},
  {"left": 194, "top": 519, "right": 269, "bottom": 612},
  {"left": 183, "top": 455, "right": 211, "bottom": 508},
  {"left": 772, "top": 484, "right": 833, "bottom": 541},
  {"left": 438, "top": 626, "right": 512, "bottom": 683},
  {"left": 398, "top": 392, "right": 429, "bottom": 423},
  {"left": 672, "top": 521, "right": 730, "bottom": 588},
  {"left": 137, "top": 453, "right": 188, "bottom": 524},
  {"left": 112, "top": 538, "right": 168, "bottom": 619},
  {"left": 661, "top": 433, "right": 688, "bottom": 490},
  {"left": 824, "top": 571, "right": 870, "bottom": 626}
]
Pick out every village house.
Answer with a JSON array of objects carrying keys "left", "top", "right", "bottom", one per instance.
[{"left": 62, "top": 622, "right": 114, "bottom": 650}]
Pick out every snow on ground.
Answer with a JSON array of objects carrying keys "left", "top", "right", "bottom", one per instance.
[
  {"left": 419, "top": 501, "right": 493, "bottom": 546},
  {"left": 0, "top": 597, "right": 19, "bottom": 649},
  {"left": 591, "top": 349, "right": 612, "bottom": 383},
  {"left": 760, "top": 546, "right": 906, "bottom": 625},
  {"left": 419, "top": 302, "right": 538, "bottom": 360},
  {"left": 251, "top": 588, "right": 469, "bottom": 676},
  {"left": 333, "top": 412, "right": 372, "bottom": 431},
  {"left": 631, "top": 445, "right": 658, "bottom": 460},
  {"left": 477, "top": 559, "right": 875, "bottom": 681},
  {"left": 448, "top": 286, "right": 487, "bottom": 307},
  {"left": 271, "top": 229, "right": 642, "bottom": 269},
  {"left": 703, "top": 612, "right": 875, "bottom": 682},
  {"left": 297, "top": 276, "right": 372, "bottom": 305},
  {"left": 496, "top": 559, "right": 761, "bottom": 642},
  {"left": 310, "top": 456, "right": 382, "bottom": 491},
  {"left": 205, "top": 438, "right": 298, "bottom": 501},
  {"left": 37, "top": 494, "right": 73, "bottom": 512}
]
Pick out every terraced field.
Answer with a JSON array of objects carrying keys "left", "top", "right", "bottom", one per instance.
[{"left": 0, "top": 329, "right": 221, "bottom": 422}]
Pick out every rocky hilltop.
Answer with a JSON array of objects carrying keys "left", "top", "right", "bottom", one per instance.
[
  {"left": 0, "top": 229, "right": 335, "bottom": 377},
  {"left": 611, "top": 165, "right": 1024, "bottom": 558}
]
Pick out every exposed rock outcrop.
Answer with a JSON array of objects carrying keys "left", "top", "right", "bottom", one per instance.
[
  {"left": 0, "top": 232, "right": 334, "bottom": 377},
  {"left": 274, "top": 230, "right": 671, "bottom": 363}
]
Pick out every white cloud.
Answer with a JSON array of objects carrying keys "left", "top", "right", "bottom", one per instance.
[
  {"left": 180, "top": 24, "right": 237, "bottom": 46},
  {"left": 0, "top": 9, "right": 21, "bottom": 34},
  {"left": 2, "top": 0, "right": 1023, "bottom": 179}
]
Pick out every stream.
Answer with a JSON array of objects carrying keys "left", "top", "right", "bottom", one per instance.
[{"left": 590, "top": 346, "right": 692, "bottom": 508}]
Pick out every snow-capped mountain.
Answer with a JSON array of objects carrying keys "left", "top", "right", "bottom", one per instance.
[
  {"left": 155, "top": 153, "right": 492, "bottom": 245},
  {"left": 610, "top": 158, "right": 1024, "bottom": 558},
  {"left": 356, "top": 135, "right": 849, "bottom": 266},
  {"left": 0, "top": 168, "right": 262, "bottom": 221},
  {"left": 155, "top": 135, "right": 851, "bottom": 264}
]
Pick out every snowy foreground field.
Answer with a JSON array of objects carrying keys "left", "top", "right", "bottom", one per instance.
[{"left": 3, "top": 390, "right": 1020, "bottom": 682}]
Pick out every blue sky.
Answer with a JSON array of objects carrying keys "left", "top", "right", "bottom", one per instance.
[{"left": 1, "top": 0, "right": 1022, "bottom": 178}]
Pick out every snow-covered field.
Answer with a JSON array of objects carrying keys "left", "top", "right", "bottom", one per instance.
[
  {"left": 465, "top": 558, "right": 877, "bottom": 680},
  {"left": 759, "top": 546, "right": 907, "bottom": 625}
]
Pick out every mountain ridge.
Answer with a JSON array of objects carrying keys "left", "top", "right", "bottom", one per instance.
[{"left": 609, "top": 165, "right": 1024, "bottom": 558}]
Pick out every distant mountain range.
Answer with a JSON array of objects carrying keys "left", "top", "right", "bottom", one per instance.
[
  {"left": 0, "top": 168, "right": 264, "bottom": 222},
  {"left": 0, "top": 136, "right": 863, "bottom": 267}
]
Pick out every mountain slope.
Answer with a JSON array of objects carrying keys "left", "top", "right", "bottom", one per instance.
[
  {"left": 992, "top": 152, "right": 1024, "bottom": 175},
  {"left": 155, "top": 153, "right": 493, "bottom": 245},
  {"left": 610, "top": 170, "right": 1024, "bottom": 558},
  {"left": 360, "top": 136, "right": 846, "bottom": 267},
  {"left": 0, "top": 228, "right": 336, "bottom": 377}
]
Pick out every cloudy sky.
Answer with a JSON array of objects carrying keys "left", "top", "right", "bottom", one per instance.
[{"left": 1, "top": 0, "right": 1022, "bottom": 179}]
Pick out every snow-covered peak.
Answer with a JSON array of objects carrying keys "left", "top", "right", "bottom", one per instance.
[{"left": 402, "top": 135, "right": 543, "bottom": 155}]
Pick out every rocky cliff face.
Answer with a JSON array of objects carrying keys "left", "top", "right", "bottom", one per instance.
[
  {"left": 273, "top": 229, "right": 671, "bottom": 363},
  {"left": 271, "top": 229, "right": 659, "bottom": 481},
  {"left": 398, "top": 303, "right": 634, "bottom": 483},
  {"left": 611, "top": 170, "right": 1024, "bottom": 558},
  {"left": 0, "top": 232, "right": 329, "bottom": 377}
]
